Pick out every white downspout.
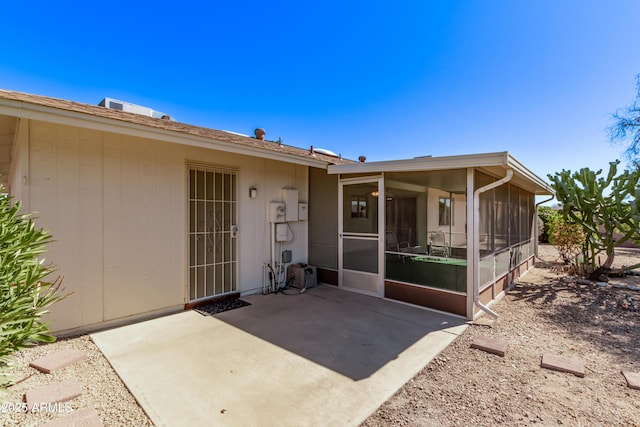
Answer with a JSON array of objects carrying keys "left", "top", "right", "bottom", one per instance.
[
  {"left": 473, "top": 169, "right": 513, "bottom": 318},
  {"left": 534, "top": 195, "right": 555, "bottom": 258}
]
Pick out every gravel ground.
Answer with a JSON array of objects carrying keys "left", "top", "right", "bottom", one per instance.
[
  {"left": 0, "top": 335, "right": 152, "bottom": 426},
  {"left": 2, "top": 244, "right": 639, "bottom": 426},
  {"left": 362, "top": 244, "right": 640, "bottom": 427}
]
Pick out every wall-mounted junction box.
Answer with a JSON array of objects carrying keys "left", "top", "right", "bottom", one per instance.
[
  {"left": 276, "top": 223, "right": 288, "bottom": 241},
  {"left": 282, "top": 189, "right": 299, "bottom": 221},
  {"left": 298, "top": 203, "right": 308, "bottom": 221}
]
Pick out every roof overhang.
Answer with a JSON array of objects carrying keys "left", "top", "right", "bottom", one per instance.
[
  {"left": 328, "top": 151, "right": 555, "bottom": 196},
  {"left": 0, "top": 97, "right": 333, "bottom": 169}
]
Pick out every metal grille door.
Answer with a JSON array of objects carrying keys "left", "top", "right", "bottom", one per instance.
[{"left": 188, "top": 165, "right": 237, "bottom": 301}]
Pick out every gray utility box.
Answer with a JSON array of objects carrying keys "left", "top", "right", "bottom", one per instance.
[{"left": 286, "top": 264, "right": 317, "bottom": 289}]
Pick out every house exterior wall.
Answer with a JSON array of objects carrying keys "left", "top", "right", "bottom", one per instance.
[
  {"left": 8, "top": 118, "right": 28, "bottom": 209},
  {"left": 308, "top": 167, "right": 338, "bottom": 285},
  {"left": 18, "top": 120, "right": 309, "bottom": 333},
  {"left": 425, "top": 188, "right": 467, "bottom": 247}
]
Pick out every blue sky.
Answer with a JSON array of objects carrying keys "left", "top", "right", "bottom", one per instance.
[{"left": 1, "top": 1, "right": 639, "bottom": 184}]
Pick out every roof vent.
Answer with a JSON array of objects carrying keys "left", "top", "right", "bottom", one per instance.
[
  {"left": 315, "top": 148, "right": 338, "bottom": 157},
  {"left": 98, "top": 97, "right": 170, "bottom": 120},
  {"left": 254, "top": 128, "right": 266, "bottom": 140}
]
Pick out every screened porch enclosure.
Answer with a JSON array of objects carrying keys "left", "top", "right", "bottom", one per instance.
[
  {"left": 383, "top": 169, "right": 536, "bottom": 295},
  {"left": 384, "top": 169, "right": 468, "bottom": 293},
  {"left": 325, "top": 152, "right": 553, "bottom": 319},
  {"left": 475, "top": 170, "right": 536, "bottom": 290}
]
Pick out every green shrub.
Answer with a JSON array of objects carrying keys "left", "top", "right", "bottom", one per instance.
[
  {"left": 537, "top": 206, "right": 558, "bottom": 243},
  {"left": 548, "top": 161, "right": 640, "bottom": 274},
  {"left": 548, "top": 216, "right": 585, "bottom": 270},
  {"left": 0, "top": 193, "right": 64, "bottom": 387}
]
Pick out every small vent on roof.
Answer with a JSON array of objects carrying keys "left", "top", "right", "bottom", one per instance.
[
  {"left": 254, "top": 128, "right": 266, "bottom": 140},
  {"left": 314, "top": 148, "right": 338, "bottom": 157},
  {"left": 98, "top": 97, "right": 171, "bottom": 120}
]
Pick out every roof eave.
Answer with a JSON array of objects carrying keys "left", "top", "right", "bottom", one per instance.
[
  {"left": 327, "top": 151, "right": 555, "bottom": 196},
  {"left": 327, "top": 152, "right": 512, "bottom": 175},
  {"left": 0, "top": 98, "right": 333, "bottom": 169},
  {"left": 505, "top": 153, "right": 555, "bottom": 196}
]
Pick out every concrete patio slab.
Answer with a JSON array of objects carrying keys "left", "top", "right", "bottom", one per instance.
[{"left": 92, "top": 285, "right": 467, "bottom": 427}]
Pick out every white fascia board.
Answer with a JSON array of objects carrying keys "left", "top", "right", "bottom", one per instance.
[
  {"left": 0, "top": 101, "right": 330, "bottom": 169},
  {"left": 328, "top": 152, "right": 510, "bottom": 174},
  {"left": 328, "top": 151, "right": 554, "bottom": 195},
  {"left": 505, "top": 153, "right": 555, "bottom": 195}
]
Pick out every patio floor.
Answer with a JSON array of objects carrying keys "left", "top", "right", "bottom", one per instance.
[{"left": 91, "top": 285, "right": 467, "bottom": 427}]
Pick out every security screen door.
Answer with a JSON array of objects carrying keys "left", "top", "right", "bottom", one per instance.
[
  {"left": 339, "top": 177, "right": 384, "bottom": 297},
  {"left": 188, "top": 165, "right": 237, "bottom": 301}
]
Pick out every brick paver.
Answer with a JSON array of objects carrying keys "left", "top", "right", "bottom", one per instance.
[
  {"left": 37, "top": 407, "right": 103, "bottom": 427},
  {"left": 470, "top": 336, "right": 508, "bottom": 357},
  {"left": 622, "top": 371, "right": 640, "bottom": 390},
  {"left": 25, "top": 379, "right": 82, "bottom": 407},
  {"left": 541, "top": 353, "right": 585, "bottom": 377},
  {"left": 29, "top": 348, "right": 86, "bottom": 374}
]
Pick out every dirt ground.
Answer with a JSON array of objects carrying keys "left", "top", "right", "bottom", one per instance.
[{"left": 362, "top": 244, "right": 640, "bottom": 427}]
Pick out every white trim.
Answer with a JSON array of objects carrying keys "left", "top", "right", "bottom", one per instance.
[
  {"left": 338, "top": 176, "right": 384, "bottom": 297},
  {"left": 465, "top": 168, "right": 475, "bottom": 319},
  {"left": 505, "top": 153, "right": 555, "bottom": 194},
  {"left": 329, "top": 152, "right": 511, "bottom": 174},
  {"left": 328, "top": 151, "right": 555, "bottom": 195},
  {"left": 0, "top": 101, "right": 331, "bottom": 168},
  {"left": 472, "top": 169, "right": 514, "bottom": 319}
]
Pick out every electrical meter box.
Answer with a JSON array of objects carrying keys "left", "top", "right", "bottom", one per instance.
[{"left": 269, "top": 202, "right": 286, "bottom": 223}]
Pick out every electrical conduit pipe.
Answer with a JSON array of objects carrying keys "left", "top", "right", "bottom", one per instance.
[{"left": 473, "top": 169, "right": 513, "bottom": 318}]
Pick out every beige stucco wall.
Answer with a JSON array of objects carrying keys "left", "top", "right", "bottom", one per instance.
[
  {"left": 308, "top": 167, "right": 338, "bottom": 270},
  {"left": 8, "top": 118, "right": 28, "bottom": 207},
  {"left": 17, "top": 120, "right": 309, "bottom": 333}
]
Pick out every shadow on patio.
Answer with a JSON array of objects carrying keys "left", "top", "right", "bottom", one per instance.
[
  {"left": 214, "top": 284, "right": 466, "bottom": 380},
  {"left": 93, "top": 284, "right": 467, "bottom": 427}
]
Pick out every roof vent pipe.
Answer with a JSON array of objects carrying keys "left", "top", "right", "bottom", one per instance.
[{"left": 254, "top": 128, "right": 266, "bottom": 140}]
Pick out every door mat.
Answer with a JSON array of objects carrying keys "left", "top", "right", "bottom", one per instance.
[{"left": 193, "top": 299, "right": 251, "bottom": 316}]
